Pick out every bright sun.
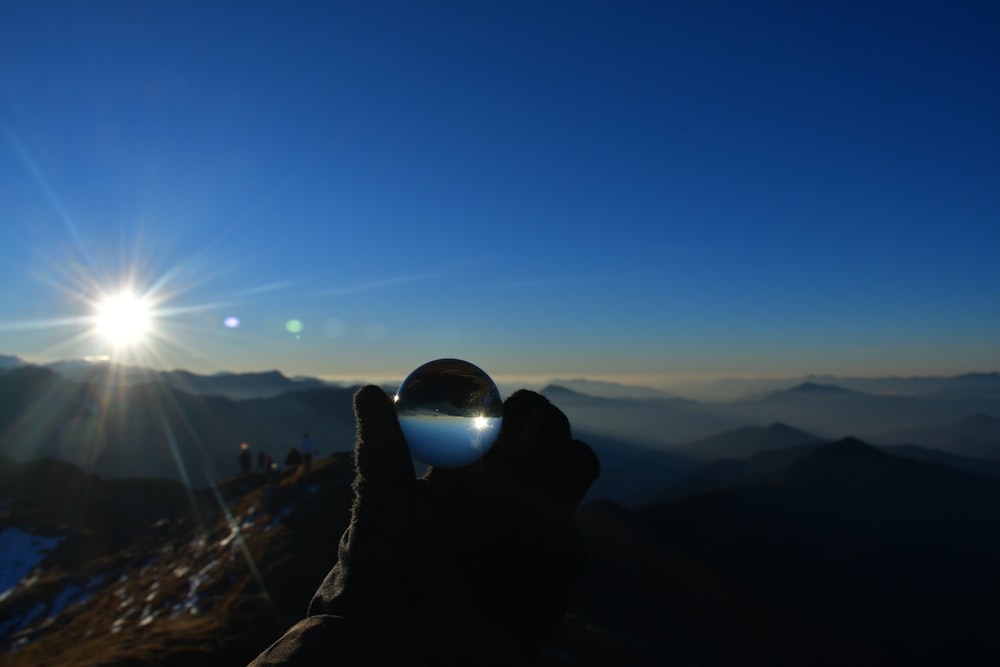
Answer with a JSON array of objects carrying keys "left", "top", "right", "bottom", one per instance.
[{"left": 94, "top": 292, "right": 153, "bottom": 347}]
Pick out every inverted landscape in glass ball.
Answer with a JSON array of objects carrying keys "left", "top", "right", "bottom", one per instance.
[{"left": 394, "top": 358, "right": 504, "bottom": 467}]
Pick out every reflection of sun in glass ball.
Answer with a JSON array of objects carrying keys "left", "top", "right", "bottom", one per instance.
[{"left": 394, "top": 358, "right": 504, "bottom": 467}]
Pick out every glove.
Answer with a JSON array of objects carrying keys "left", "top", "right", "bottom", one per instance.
[{"left": 306, "top": 384, "right": 600, "bottom": 666}]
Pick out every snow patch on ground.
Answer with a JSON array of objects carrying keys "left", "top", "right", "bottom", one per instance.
[
  {"left": 171, "top": 558, "right": 219, "bottom": 617},
  {"left": 48, "top": 584, "right": 85, "bottom": 619},
  {"left": 15, "top": 602, "right": 46, "bottom": 634},
  {"left": 267, "top": 505, "right": 294, "bottom": 530},
  {"left": 0, "top": 528, "right": 64, "bottom": 600}
]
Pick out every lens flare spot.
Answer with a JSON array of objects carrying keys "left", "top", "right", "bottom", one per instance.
[
  {"left": 224, "top": 316, "right": 240, "bottom": 328},
  {"left": 323, "top": 317, "right": 346, "bottom": 338},
  {"left": 285, "top": 319, "right": 303, "bottom": 334}
]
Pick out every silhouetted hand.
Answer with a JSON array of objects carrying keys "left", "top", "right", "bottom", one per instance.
[{"left": 250, "top": 385, "right": 599, "bottom": 666}]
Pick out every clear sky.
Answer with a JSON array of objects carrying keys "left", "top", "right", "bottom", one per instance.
[{"left": 1, "top": 1, "right": 998, "bottom": 389}]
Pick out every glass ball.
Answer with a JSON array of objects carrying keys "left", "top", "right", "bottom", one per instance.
[{"left": 395, "top": 358, "right": 504, "bottom": 467}]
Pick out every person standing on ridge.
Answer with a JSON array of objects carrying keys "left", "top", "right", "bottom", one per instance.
[
  {"left": 300, "top": 432, "right": 316, "bottom": 471},
  {"left": 239, "top": 442, "right": 252, "bottom": 475}
]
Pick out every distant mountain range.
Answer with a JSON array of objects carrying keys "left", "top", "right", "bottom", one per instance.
[
  {"left": 3, "top": 358, "right": 1000, "bottom": 503},
  {"left": 13, "top": 354, "right": 1000, "bottom": 404},
  {"left": 0, "top": 356, "right": 23, "bottom": 371},
  {"left": 670, "top": 371, "right": 1000, "bottom": 400},
  {"left": 875, "top": 413, "right": 1000, "bottom": 459},
  {"left": 540, "top": 381, "right": 1000, "bottom": 452},
  {"left": 596, "top": 418, "right": 1000, "bottom": 506},
  {"left": 0, "top": 365, "right": 358, "bottom": 485},
  {"left": 42, "top": 358, "right": 331, "bottom": 400},
  {"left": 676, "top": 422, "right": 823, "bottom": 461},
  {"left": 1, "top": 358, "right": 998, "bottom": 488},
  {"left": 545, "top": 378, "right": 674, "bottom": 399}
]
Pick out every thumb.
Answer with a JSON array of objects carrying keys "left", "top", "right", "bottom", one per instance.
[{"left": 351, "top": 385, "right": 415, "bottom": 513}]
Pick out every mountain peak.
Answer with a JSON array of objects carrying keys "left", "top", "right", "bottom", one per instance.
[
  {"left": 680, "top": 422, "right": 822, "bottom": 462},
  {"left": 764, "top": 421, "right": 797, "bottom": 433},
  {"left": 546, "top": 378, "right": 671, "bottom": 400},
  {"left": 786, "top": 382, "right": 853, "bottom": 394},
  {"left": 540, "top": 384, "right": 587, "bottom": 398},
  {"left": 813, "top": 436, "right": 882, "bottom": 458},
  {"left": 0, "top": 354, "right": 25, "bottom": 370},
  {"left": 778, "top": 437, "right": 894, "bottom": 485}
]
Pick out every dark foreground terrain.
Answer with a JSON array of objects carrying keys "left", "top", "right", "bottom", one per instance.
[{"left": 2, "top": 437, "right": 1000, "bottom": 666}]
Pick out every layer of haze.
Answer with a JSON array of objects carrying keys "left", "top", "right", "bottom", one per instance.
[{"left": 1, "top": 1, "right": 998, "bottom": 389}]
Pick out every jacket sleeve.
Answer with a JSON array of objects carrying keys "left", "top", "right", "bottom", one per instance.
[{"left": 247, "top": 614, "right": 430, "bottom": 667}]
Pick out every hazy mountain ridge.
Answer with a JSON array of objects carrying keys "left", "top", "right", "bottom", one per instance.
[
  {"left": 546, "top": 378, "right": 674, "bottom": 400},
  {"left": 670, "top": 372, "right": 1000, "bottom": 401},
  {"left": 577, "top": 430, "right": 696, "bottom": 508},
  {"left": 540, "top": 384, "right": 744, "bottom": 446},
  {"left": 0, "top": 365, "right": 359, "bottom": 485},
  {"left": 0, "top": 356, "right": 24, "bottom": 371},
  {"left": 577, "top": 440, "right": 1000, "bottom": 666},
  {"left": 14, "top": 355, "right": 1000, "bottom": 401},
  {"left": 541, "top": 380, "right": 1000, "bottom": 454},
  {"left": 667, "top": 440, "right": 1000, "bottom": 502},
  {"left": 676, "top": 422, "right": 823, "bottom": 462},
  {"left": 0, "top": 456, "right": 201, "bottom": 553},
  {"left": 41, "top": 359, "right": 332, "bottom": 400},
  {"left": 874, "top": 413, "right": 1000, "bottom": 459},
  {"left": 4, "top": 363, "right": 1000, "bottom": 499}
]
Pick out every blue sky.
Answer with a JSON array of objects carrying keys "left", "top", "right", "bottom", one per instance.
[{"left": 1, "top": 1, "right": 997, "bottom": 389}]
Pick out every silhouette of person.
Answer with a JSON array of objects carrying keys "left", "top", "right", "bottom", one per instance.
[
  {"left": 239, "top": 443, "right": 252, "bottom": 475},
  {"left": 248, "top": 385, "right": 600, "bottom": 666},
  {"left": 286, "top": 447, "right": 303, "bottom": 468},
  {"left": 300, "top": 432, "right": 316, "bottom": 471}
]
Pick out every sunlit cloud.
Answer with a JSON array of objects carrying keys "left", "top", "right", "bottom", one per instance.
[
  {"left": 322, "top": 318, "right": 346, "bottom": 338},
  {"left": 235, "top": 280, "right": 296, "bottom": 297},
  {"left": 313, "top": 272, "right": 441, "bottom": 296},
  {"left": 490, "top": 275, "right": 602, "bottom": 290}
]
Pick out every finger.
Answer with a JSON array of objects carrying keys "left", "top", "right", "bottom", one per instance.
[
  {"left": 467, "top": 390, "right": 576, "bottom": 503},
  {"left": 495, "top": 390, "right": 571, "bottom": 459},
  {"left": 495, "top": 393, "right": 600, "bottom": 511},
  {"left": 550, "top": 438, "right": 601, "bottom": 511},
  {"left": 424, "top": 390, "right": 598, "bottom": 513},
  {"left": 352, "top": 385, "right": 415, "bottom": 513}
]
